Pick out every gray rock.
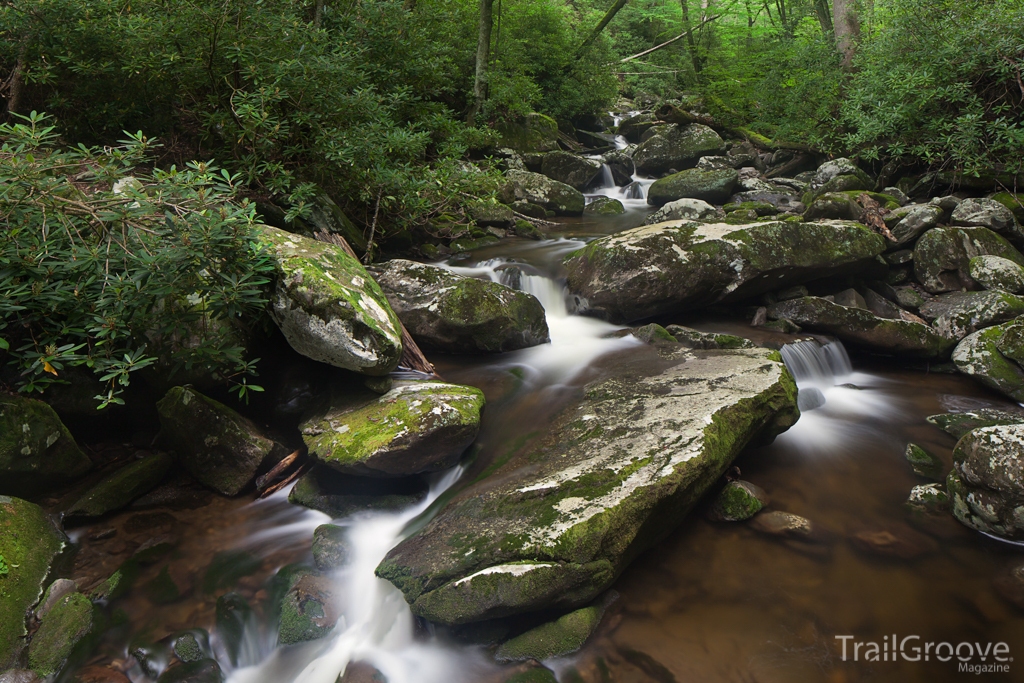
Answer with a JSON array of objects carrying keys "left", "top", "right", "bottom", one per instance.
[
  {"left": 952, "top": 198, "right": 1021, "bottom": 242},
  {"left": 0, "top": 395, "right": 92, "bottom": 496},
  {"left": 919, "top": 290, "right": 1024, "bottom": 340},
  {"left": 642, "top": 198, "right": 719, "bottom": 225},
  {"left": 66, "top": 452, "right": 174, "bottom": 518},
  {"left": 810, "top": 158, "right": 869, "bottom": 191},
  {"left": 601, "top": 151, "right": 634, "bottom": 186},
  {"left": 583, "top": 197, "right": 625, "bottom": 216},
  {"left": 912, "top": 226, "right": 1024, "bottom": 293},
  {"left": 884, "top": 186, "right": 911, "bottom": 206},
  {"left": 708, "top": 481, "right": 769, "bottom": 521},
  {"left": 749, "top": 511, "right": 816, "bottom": 540},
  {"left": 289, "top": 465, "right": 428, "bottom": 517},
  {"left": 632, "top": 124, "right": 725, "bottom": 175},
  {"left": 696, "top": 155, "right": 733, "bottom": 170},
  {"left": 906, "top": 483, "right": 949, "bottom": 513},
  {"left": 884, "top": 204, "right": 945, "bottom": 248},
  {"left": 930, "top": 195, "right": 962, "bottom": 211},
  {"left": 505, "top": 170, "right": 585, "bottom": 216},
  {"left": 948, "top": 424, "right": 1024, "bottom": 541},
  {"left": 647, "top": 168, "right": 738, "bottom": 205},
  {"left": 370, "top": 260, "right": 549, "bottom": 353},
  {"left": 969, "top": 255, "right": 1024, "bottom": 294},
  {"left": 564, "top": 220, "right": 885, "bottom": 324},
  {"left": 951, "top": 318, "right": 1024, "bottom": 401},
  {"left": 664, "top": 325, "right": 754, "bottom": 350},
  {"left": 927, "top": 409, "right": 1024, "bottom": 439},
  {"left": 729, "top": 191, "right": 804, "bottom": 214},
  {"left": 539, "top": 152, "right": 602, "bottom": 191},
  {"left": 312, "top": 524, "right": 351, "bottom": 571},
  {"left": 376, "top": 347, "right": 798, "bottom": 625}
]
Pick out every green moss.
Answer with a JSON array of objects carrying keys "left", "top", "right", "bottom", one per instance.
[
  {"left": 312, "top": 524, "right": 350, "bottom": 571},
  {"left": 495, "top": 604, "right": 604, "bottom": 662},
  {"left": 504, "top": 669, "right": 558, "bottom": 683},
  {"left": 710, "top": 481, "right": 766, "bottom": 521},
  {"left": 992, "top": 192, "right": 1024, "bottom": 224},
  {"left": 27, "top": 592, "right": 93, "bottom": 677},
  {"left": 278, "top": 573, "right": 336, "bottom": 645},
  {"left": 904, "top": 443, "right": 945, "bottom": 480},
  {"left": 0, "top": 395, "right": 92, "bottom": 496},
  {"left": 927, "top": 409, "right": 1024, "bottom": 439},
  {"left": 583, "top": 198, "right": 625, "bottom": 216},
  {"left": 67, "top": 452, "right": 174, "bottom": 518},
  {"left": 647, "top": 168, "right": 738, "bottom": 206},
  {"left": 496, "top": 113, "right": 560, "bottom": 153}
]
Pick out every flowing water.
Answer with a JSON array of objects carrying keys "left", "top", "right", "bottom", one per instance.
[{"left": 69, "top": 195, "right": 1024, "bottom": 683}]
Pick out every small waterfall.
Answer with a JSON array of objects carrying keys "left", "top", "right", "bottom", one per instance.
[
  {"left": 623, "top": 181, "right": 645, "bottom": 200},
  {"left": 780, "top": 339, "right": 852, "bottom": 390},
  {"left": 597, "top": 163, "right": 615, "bottom": 190}
]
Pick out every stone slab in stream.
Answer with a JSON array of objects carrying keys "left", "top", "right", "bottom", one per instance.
[
  {"left": 563, "top": 220, "right": 885, "bottom": 324},
  {"left": 376, "top": 346, "right": 798, "bottom": 625}
]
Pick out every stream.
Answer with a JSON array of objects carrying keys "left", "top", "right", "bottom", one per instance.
[{"left": 70, "top": 177, "right": 1024, "bottom": 683}]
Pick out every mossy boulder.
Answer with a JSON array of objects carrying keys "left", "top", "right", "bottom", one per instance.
[
  {"left": 539, "top": 152, "right": 602, "bottom": 191},
  {"left": 0, "top": 395, "right": 92, "bottom": 496},
  {"left": 906, "top": 483, "right": 949, "bottom": 514},
  {"left": 27, "top": 592, "right": 93, "bottom": 677},
  {"left": 497, "top": 114, "right": 560, "bottom": 154},
  {"left": 951, "top": 198, "right": 1023, "bottom": 245},
  {"left": 803, "top": 191, "right": 900, "bottom": 222},
  {"left": 883, "top": 204, "right": 945, "bottom": 248},
  {"left": 469, "top": 202, "right": 515, "bottom": 229},
  {"left": 564, "top": 220, "right": 885, "bottom": 324},
  {"left": 301, "top": 381, "right": 484, "bottom": 477},
  {"left": 948, "top": 424, "right": 1024, "bottom": 541},
  {"left": 494, "top": 599, "right": 611, "bottom": 662},
  {"left": 913, "top": 226, "right": 1024, "bottom": 294},
  {"left": 918, "top": 290, "right": 1024, "bottom": 341},
  {"left": 370, "top": 260, "right": 549, "bottom": 353},
  {"left": 766, "top": 297, "right": 955, "bottom": 358},
  {"left": 277, "top": 572, "right": 339, "bottom": 645},
  {"left": 0, "top": 497, "right": 67, "bottom": 669},
  {"left": 803, "top": 158, "right": 872, "bottom": 204},
  {"left": 904, "top": 444, "right": 945, "bottom": 480},
  {"left": 375, "top": 347, "right": 798, "bottom": 625},
  {"left": 927, "top": 409, "right": 1024, "bottom": 439},
  {"left": 632, "top": 124, "right": 725, "bottom": 176},
  {"left": 951, "top": 319, "right": 1024, "bottom": 402},
  {"left": 643, "top": 198, "right": 719, "bottom": 224},
  {"left": 506, "top": 171, "right": 585, "bottom": 216},
  {"left": 969, "top": 255, "right": 1024, "bottom": 294},
  {"left": 156, "top": 387, "right": 287, "bottom": 496},
  {"left": 992, "top": 192, "right": 1024, "bottom": 224},
  {"left": 583, "top": 197, "right": 625, "bottom": 216},
  {"left": 256, "top": 226, "right": 403, "bottom": 375},
  {"left": 665, "top": 325, "right": 754, "bottom": 350},
  {"left": 289, "top": 464, "right": 428, "bottom": 517},
  {"left": 302, "top": 188, "right": 368, "bottom": 254},
  {"left": 646, "top": 168, "right": 738, "bottom": 206},
  {"left": 66, "top": 452, "right": 174, "bottom": 518},
  {"left": 708, "top": 480, "right": 768, "bottom": 521},
  {"left": 616, "top": 113, "right": 657, "bottom": 143},
  {"left": 312, "top": 524, "right": 351, "bottom": 571}
]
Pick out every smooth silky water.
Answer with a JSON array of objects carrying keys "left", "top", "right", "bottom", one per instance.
[{"left": 72, "top": 195, "right": 1024, "bottom": 683}]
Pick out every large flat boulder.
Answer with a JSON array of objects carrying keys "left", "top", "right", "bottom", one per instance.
[
  {"left": 0, "top": 395, "right": 92, "bottom": 496},
  {"left": 505, "top": 170, "right": 585, "bottom": 216},
  {"left": 918, "top": 290, "right": 1024, "bottom": 340},
  {"left": 564, "top": 220, "right": 885, "bottom": 324},
  {"left": 646, "top": 168, "right": 738, "bottom": 205},
  {"left": 632, "top": 124, "right": 725, "bottom": 176},
  {"left": 767, "top": 297, "right": 955, "bottom": 358},
  {"left": 376, "top": 347, "right": 798, "bottom": 625},
  {"left": 257, "top": 226, "right": 403, "bottom": 375},
  {"left": 369, "top": 260, "right": 549, "bottom": 353},
  {"left": 539, "top": 152, "right": 602, "bottom": 191}
]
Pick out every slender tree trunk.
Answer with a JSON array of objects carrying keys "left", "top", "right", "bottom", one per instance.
[
  {"left": 576, "top": 0, "right": 630, "bottom": 57},
  {"left": 5, "top": 40, "right": 28, "bottom": 118},
  {"left": 813, "top": 0, "right": 833, "bottom": 35},
  {"left": 314, "top": 0, "right": 325, "bottom": 26},
  {"left": 680, "top": 0, "right": 703, "bottom": 77},
  {"left": 467, "top": 0, "right": 493, "bottom": 126},
  {"left": 833, "top": 0, "right": 859, "bottom": 68}
]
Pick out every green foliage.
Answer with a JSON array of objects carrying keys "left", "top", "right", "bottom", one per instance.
[
  {"left": 0, "top": 553, "right": 8, "bottom": 577},
  {"left": 0, "top": 113, "right": 273, "bottom": 407}
]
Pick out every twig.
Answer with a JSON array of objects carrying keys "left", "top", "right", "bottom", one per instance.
[
  {"left": 258, "top": 461, "right": 310, "bottom": 499},
  {"left": 617, "top": 15, "right": 720, "bottom": 63},
  {"left": 256, "top": 448, "right": 302, "bottom": 492}
]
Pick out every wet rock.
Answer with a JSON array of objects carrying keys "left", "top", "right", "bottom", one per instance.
[
  {"left": 0, "top": 670, "right": 39, "bottom": 683},
  {"left": 904, "top": 443, "right": 945, "bottom": 480},
  {"left": 766, "top": 297, "right": 955, "bottom": 358},
  {"left": 338, "top": 661, "right": 387, "bottom": 683},
  {"left": 505, "top": 170, "right": 585, "bottom": 216},
  {"left": 951, "top": 319, "right": 1024, "bottom": 401},
  {"left": 646, "top": 169, "right": 738, "bottom": 206},
  {"left": 0, "top": 395, "right": 92, "bottom": 496},
  {"left": 849, "top": 524, "right": 938, "bottom": 559},
  {"left": 564, "top": 220, "right": 884, "bottom": 324},
  {"left": 376, "top": 347, "right": 798, "bottom": 625},
  {"left": 951, "top": 198, "right": 1022, "bottom": 243},
  {"left": 278, "top": 572, "right": 340, "bottom": 644},
  {"left": 540, "top": 152, "right": 602, "bottom": 191},
  {"left": 289, "top": 465, "right": 428, "bottom": 516},
  {"left": 883, "top": 203, "right": 945, "bottom": 248},
  {"left": 948, "top": 424, "right": 1024, "bottom": 541},
  {"left": 35, "top": 580, "right": 78, "bottom": 621},
  {"left": 906, "top": 484, "right": 949, "bottom": 514},
  {"left": 155, "top": 659, "right": 223, "bottom": 683},
  {"left": 632, "top": 124, "right": 725, "bottom": 176},
  {"left": 66, "top": 452, "right": 175, "bottom": 518},
  {"left": 370, "top": 260, "right": 549, "bottom": 353},
  {"left": 927, "top": 409, "right": 1024, "bottom": 439},
  {"left": 913, "top": 226, "right": 1024, "bottom": 294},
  {"left": 312, "top": 524, "right": 351, "bottom": 571},
  {"left": 27, "top": 592, "right": 93, "bottom": 677},
  {"left": 708, "top": 481, "right": 768, "bottom": 522},
  {"left": 214, "top": 594, "right": 252, "bottom": 667},
  {"left": 602, "top": 150, "right": 635, "bottom": 186},
  {"left": 0, "top": 497, "right": 67, "bottom": 670},
  {"left": 583, "top": 197, "right": 625, "bottom": 216},
  {"left": 301, "top": 381, "right": 484, "bottom": 477},
  {"left": 664, "top": 326, "right": 754, "bottom": 350},
  {"left": 469, "top": 202, "right": 515, "bottom": 229},
  {"left": 643, "top": 198, "right": 719, "bottom": 224},
  {"left": 624, "top": 324, "right": 676, "bottom": 345},
  {"left": 969, "top": 255, "right": 1024, "bottom": 294},
  {"left": 497, "top": 114, "right": 560, "bottom": 154},
  {"left": 494, "top": 595, "right": 614, "bottom": 662},
  {"left": 748, "top": 511, "right": 816, "bottom": 540},
  {"left": 616, "top": 113, "right": 657, "bottom": 143},
  {"left": 919, "top": 290, "right": 1024, "bottom": 340},
  {"left": 156, "top": 387, "right": 287, "bottom": 496}
]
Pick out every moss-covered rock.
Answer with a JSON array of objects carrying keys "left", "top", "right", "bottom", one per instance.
[
  {"left": 906, "top": 483, "right": 949, "bottom": 513},
  {"left": 992, "top": 192, "right": 1024, "bottom": 225},
  {"left": 803, "top": 158, "right": 872, "bottom": 204},
  {"left": 927, "top": 409, "right": 1024, "bottom": 439},
  {"left": 539, "top": 152, "right": 602, "bottom": 191},
  {"left": 616, "top": 113, "right": 657, "bottom": 143},
  {"left": 951, "top": 320, "right": 1024, "bottom": 402},
  {"left": 969, "top": 255, "right": 1024, "bottom": 294},
  {"left": 0, "top": 497, "right": 67, "bottom": 670},
  {"left": 564, "top": 220, "right": 885, "bottom": 324},
  {"left": 494, "top": 599, "right": 610, "bottom": 662},
  {"left": 665, "top": 325, "right": 754, "bottom": 350},
  {"left": 0, "top": 395, "right": 92, "bottom": 496},
  {"left": 883, "top": 204, "right": 945, "bottom": 248},
  {"left": 27, "top": 592, "right": 92, "bottom": 677},
  {"left": 803, "top": 191, "right": 900, "bottom": 222},
  {"left": 646, "top": 168, "right": 738, "bottom": 206},
  {"left": 301, "top": 381, "right": 482, "bottom": 477},
  {"left": 708, "top": 480, "right": 768, "bottom": 521},
  {"left": 312, "top": 524, "right": 350, "bottom": 571},
  {"left": 497, "top": 114, "right": 560, "bottom": 154},
  {"left": 505, "top": 171, "right": 585, "bottom": 216},
  {"left": 947, "top": 424, "right": 1024, "bottom": 541},
  {"left": 156, "top": 387, "right": 286, "bottom": 496},
  {"left": 913, "top": 226, "right": 1024, "bottom": 294},
  {"left": 469, "top": 202, "right": 515, "bottom": 229},
  {"left": 904, "top": 443, "right": 944, "bottom": 480},
  {"left": 66, "top": 452, "right": 174, "bottom": 518},
  {"left": 625, "top": 323, "right": 676, "bottom": 345},
  {"left": 370, "top": 260, "right": 549, "bottom": 353},
  {"left": 288, "top": 464, "right": 427, "bottom": 517},
  {"left": 277, "top": 572, "right": 339, "bottom": 645},
  {"left": 643, "top": 198, "right": 719, "bottom": 225},
  {"left": 632, "top": 124, "right": 725, "bottom": 176},
  {"left": 766, "top": 297, "right": 954, "bottom": 358},
  {"left": 256, "top": 226, "right": 403, "bottom": 375},
  {"left": 918, "top": 290, "right": 1024, "bottom": 341},
  {"left": 375, "top": 347, "right": 798, "bottom": 625},
  {"left": 951, "top": 198, "right": 1023, "bottom": 245},
  {"left": 583, "top": 197, "right": 625, "bottom": 216}
]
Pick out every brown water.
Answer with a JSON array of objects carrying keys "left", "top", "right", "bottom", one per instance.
[{"left": 63, "top": 208, "right": 1024, "bottom": 683}]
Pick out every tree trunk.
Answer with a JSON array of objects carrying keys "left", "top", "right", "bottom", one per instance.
[
  {"left": 833, "top": 0, "right": 859, "bottom": 68},
  {"left": 466, "top": 0, "right": 494, "bottom": 126},
  {"left": 5, "top": 41, "right": 28, "bottom": 118},
  {"left": 576, "top": 0, "right": 630, "bottom": 57},
  {"left": 314, "top": 0, "right": 325, "bottom": 26},
  {"left": 680, "top": 0, "right": 703, "bottom": 78},
  {"left": 813, "top": 0, "right": 833, "bottom": 35}
]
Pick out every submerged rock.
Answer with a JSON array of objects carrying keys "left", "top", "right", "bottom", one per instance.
[
  {"left": 708, "top": 480, "right": 768, "bottom": 521},
  {"left": 849, "top": 523, "right": 938, "bottom": 559},
  {"left": 906, "top": 483, "right": 949, "bottom": 514},
  {"left": 643, "top": 198, "right": 719, "bottom": 224},
  {"left": 301, "top": 381, "right": 484, "bottom": 477},
  {"left": 156, "top": 387, "right": 287, "bottom": 496},
  {"left": 913, "top": 227, "right": 1024, "bottom": 294},
  {"left": 919, "top": 290, "right": 1024, "bottom": 341},
  {"left": 66, "top": 452, "right": 175, "bottom": 518},
  {"left": 766, "top": 297, "right": 955, "bottom": 358},
  {"left": 505, "top": 170, "right": 585, "bottom": 216},
  {"left": 951, "top": 319, "right": 1024, "bottom": 402},
  {"left": 278, "top": 572, "right": 340, "bottom": 644},
  {"left": 632, "top": 124, "right": 725, "bottom": 176},
  {"left": 289, "top": 465, "right": 428, "bottom": 517},
  {"left": 948, "top": 424, "right": 1024, "bottom": 541},
  {"left": 748, "top": 510, "right": 816, "bottom": 540},
  {"left": 927, "top": 409, "right": 1024, "bottom": 439},
  {"left": 0, "top": 497, "right": 67, "bottom": 670},
  {"left": 646, "top": 168, "right": 738, "bottom": 205},
  {"left": 583, "top": 197, "right": 625, "bottom": 216},
  {"left": 257, "top": 226, "right": 403, "bottom": 375},
  {"left": 969, "top": 255, "right": 1024, "bottom": 294},
  {"left": 540, "top": 152, "right": 602, "bottom": 191},
  {"left": 376, "top": 347, "right": 798, "bottom": 625},
  {"left": 155, "top": 659, "right": 223, "bottom": 683},
  {"left": 312, "top": 524, "right": 351, "bottom": 571},
  {"left": 371, "top": 260, "right": 549, "bottom": 353},
  {"left": 665, "top": 326, "right": 754, "bottom": 350},
  {"left": 27, "top": 592, "right": 93, "bottom": 677},
  {"left": 904, "top": 443, "right": 945, "bottom": 480},
  {"left": 0, "top": 395, "right": 92, "bottom": 496},
  {"left": 564, "top": 220, "right": 884, "bottom": 324}
]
